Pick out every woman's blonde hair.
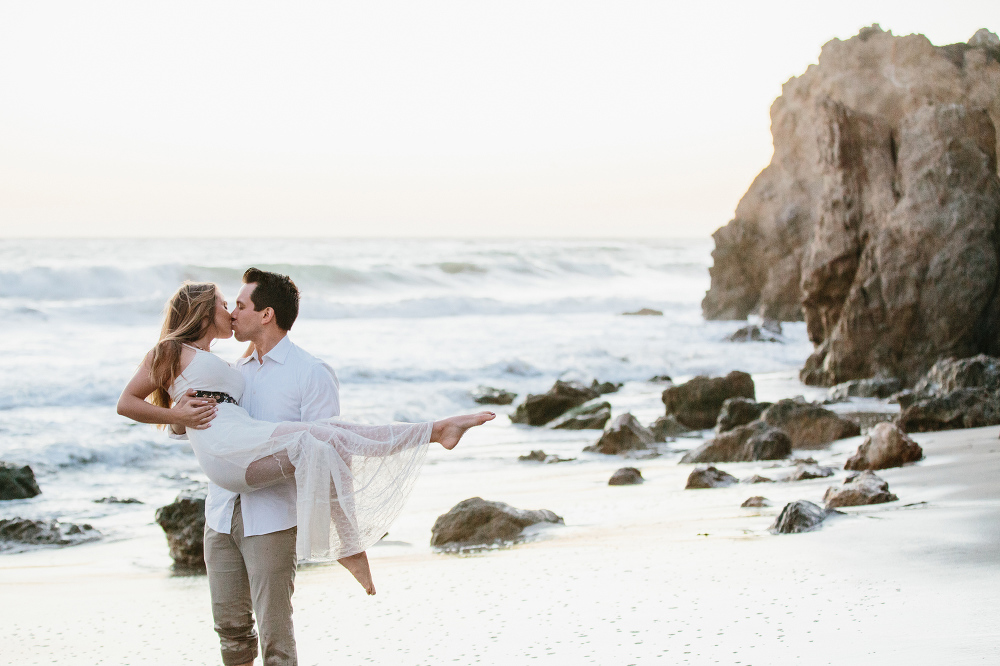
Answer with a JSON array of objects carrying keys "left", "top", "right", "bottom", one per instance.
[{"left": 148, "top": 282, "right": 218, "bottom": 410}]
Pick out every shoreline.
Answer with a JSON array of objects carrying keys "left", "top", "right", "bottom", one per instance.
[{"left": 2, "top": 425, "right": 998, "bottom": 664}]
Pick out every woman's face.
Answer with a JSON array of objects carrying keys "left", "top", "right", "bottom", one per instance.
[{"left": 209, "top": 292, "right": 233, "bottom": 340}]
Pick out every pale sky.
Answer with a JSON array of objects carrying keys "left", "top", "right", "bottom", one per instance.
[{"left": 0, "top": 1, "right": 996, "bottom": 238}]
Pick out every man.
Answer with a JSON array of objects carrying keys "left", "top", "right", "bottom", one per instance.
[{"left": 175, "top": 267, "right": 338, "bottom": 666}]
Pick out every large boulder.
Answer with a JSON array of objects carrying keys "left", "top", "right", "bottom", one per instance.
[
  {"left": 662, "top": 371, "right": 755, "bottom": 429},
  {"left": 0, "top": 463, "right": 41, "bottom": 500},
  {"left": 510, "top": 381, "right": 599, "bottom": 426},
  {"left": 584, "top": 413, "right": 655, "bottom": 455},
  {"left": 154, "top": 486, "right": 207, "bottom": 569},
  {"left": 913, "top": 355, "right": 1000, "bottom": 396},
  {"left": 545, "top": 399, "right": 611, "bottom": 430},
  {"left": 715, "top": 398, "right": 772, "bottom": 433},
  {"left": 685, "top": 466, "right": 738, "bottom": 489},
  {"left": 895, "top": 388, "right": 1000, "bottom": 432},
  {"left": 0, "top": 518, "right": 100, "bottom": 550},
  {"left": 761, "top": 399, "right": 860, "bottom": 449},
  {"left": 608, "top": 467, "right": 644, "bottom": 486},
  {"left": 827, "top": 377, "right": 903, "bottom": 402},
  {"left": 769, "top": 500, "right": 835, "bottom": 534},
  {"left": 845, "top": 422, "right": 924, "bottom": 469},
  {"left": 824, "top": 471, "right": 898, "bottom": 508},
  {"left": 430, "top": 497, "right": 563, "bottom": 547},
  {"left": 680, "top": 421, "right": 791, "bottom": 463},
  {"left": 648, "top": 415, "right": 691, "bottom": 441},
  {"left": 701, "top": 26, "right": 1000, "bottom": 387}
]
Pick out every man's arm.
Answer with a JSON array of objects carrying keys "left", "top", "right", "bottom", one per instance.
[{"left": 300, "top": 362, "right": 340, "bottom": 421}]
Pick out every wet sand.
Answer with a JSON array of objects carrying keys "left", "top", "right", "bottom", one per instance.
[{"left": 1, "top": 426, "right": 998, "bottom": 665}]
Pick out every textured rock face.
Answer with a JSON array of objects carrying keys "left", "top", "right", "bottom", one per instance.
[
  {"left": 510, "top": 381, "right": 599, "bottom": 426},
  {"left": 685, "top": 466, "right": 738, "bottom": 489},
  {"left": 702, "top": 27, "right": 1000, "bottom": 386},
  {"left": 715, "top": 398, "right": 772, "bottom": 433},
  {"left": 770, "top": 500, "right": 834, "bottom": 534},
  {"left": 680, "top": 420, "right": 791, "bottom": 463},
  {"left": 584, "top": 413, "right": 655, "bottom": 454},
  {"left": 0, "top": 518, "right": 100, "bottom": 550},
  {"left": 827, "top": 377, "right": 903, "bottom": 401},
  {"left": 430, "top": 497, "right": 563, "bottom": 547},
  {"left": 0, "top": 463, "right": 41, "bottom": 500},
  {"left": 154, "top": 487, "right": 207, "bottom": 569},
  {"left": 545, "top": 399, "right": 611, "bottom": 430},
  {"left": 845, "top": 422, "right": 923, "bottom": 469},
  {"left": 824, "top": 471, "right": 898, "bottom": 508},
  {"left": 662, "top": 371, "right": 755, "bottom": 429},
  {"left": 760, "top": 400, "right": 860, "bottom": 449},
  {"left": 896, "top": 388, "right": 1000, "bottom": 432},
  {"left": 913, "top": 354, "right": 1000, "bottom": 396},
  {"left": 608, "top": 467, "right": 644, "bottom": 486}
]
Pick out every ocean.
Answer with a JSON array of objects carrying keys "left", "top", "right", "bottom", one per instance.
[{"left": 1, "top": 237, "right": 824, "bottom": 548}]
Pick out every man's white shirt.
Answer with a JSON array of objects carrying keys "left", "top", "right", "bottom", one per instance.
[{"left": 203, "top": 335, "right": 340, "bottom": 536}]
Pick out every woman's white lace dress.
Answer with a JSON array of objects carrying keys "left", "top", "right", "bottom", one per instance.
[{"left": 169, "top": 348, "right": 432, "bottom": 561}]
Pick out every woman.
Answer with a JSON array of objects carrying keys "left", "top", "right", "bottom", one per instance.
[{"left": 118, "top": 282, "right": 494, "bottom": 594}]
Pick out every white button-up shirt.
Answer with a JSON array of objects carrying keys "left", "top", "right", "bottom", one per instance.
[{"left": 203, "top": 335, "right": 341, "bottom": 536}]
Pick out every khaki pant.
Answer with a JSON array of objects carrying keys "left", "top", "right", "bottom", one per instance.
[{"left": 204, "top": 497, "right": 298, "bottom": 666}]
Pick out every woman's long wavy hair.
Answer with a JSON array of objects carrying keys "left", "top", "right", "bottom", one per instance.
[{"left": 148, "top": 282, "right": 218, "bottom": 411}]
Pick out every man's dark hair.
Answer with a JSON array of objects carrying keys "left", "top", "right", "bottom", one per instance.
[{"left": 242, "top": 267, "right": 300, "bottom": 331}]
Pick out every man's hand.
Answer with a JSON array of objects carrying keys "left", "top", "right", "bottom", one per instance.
[{"left": 171, "top": 389, "right": 218, "bottom": 432}]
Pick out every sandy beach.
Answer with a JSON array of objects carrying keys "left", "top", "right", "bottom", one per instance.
[{"left": 2, "top": 424, "right": 997, "bottom": 665}]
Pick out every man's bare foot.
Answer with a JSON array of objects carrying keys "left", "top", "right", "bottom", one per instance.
[
  {"left": 431, "top": 411, "right": 496, "bottom": 450},
  {"left": 338, "top": 551, "right": 376, "bottom": 595}
]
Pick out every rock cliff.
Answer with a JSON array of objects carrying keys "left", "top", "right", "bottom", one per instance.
[{"left": 702, "top": 26, "right": 1000, "bottom": 385}]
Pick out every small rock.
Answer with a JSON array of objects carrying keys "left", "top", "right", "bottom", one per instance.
[
  {"left": 662, "top": 371, "right": 756, "bottom": 429},
  {"left": 824, "top": 471, "right": 898, "bottom": 508},
  {"left": 741, "top": 496, "right": 771, "bottom": 508},
  {"left": 584, "top": 413, "right": 655, "bottom": 455},
  {"left": 715, "top": 397, "right": 772, "bottom": 433},
  {"left": 94, "top": 496, "right": 143, "bottom": 504},
  {"left": 510, "top": 380, "right": 600, "bottom": 426},
  {"left": 430, "top": 497, "right": 563, "bottom": 548},
  {"left": 648, "top": 374, "right": 673, "bottom": 383},
  {"left": 769, "top": 500, "right": 835, "bottom": 534},
  {"left": 827, "top": 377, "right": 903, "bottom": 402},
  {"left": 648, "top": 415, "right": 691, "bottom": 442},
  {"left": 786, "top": 462, "right": 835, "bottom": 481},
  {"left": 471, "top": 386, "right": 517, "bottom": 405},
  {"left": 760, "top": 399, "right": 860, "bottom": 449},
  {"left": 726, "top": 325, "right": 781, "bottom": 343},
  {"left": 0, "top": 463, "right": 42, "bottom": 501},
  {"left": 517, "top": 450, "right": 574, "bottom": 464},
  {"left": 622, "top": 308, "right": 663, "bottom": 316},
  {"left": 590, "top": 379, "right": 622, "bottom": 395},
  {"left": 680, "top": 421, "right": 791, "bottom": 463},
  {"left": 608, "top": 467, "right": 644, "bottom": 486},
  {"left": 546, "top": 399, "right": 611, "bottom": 430},
  {"left": 896, "top": 388, "right": 1000, "bottom": 432},
  {"left": 155, "top": 486, "right": 207, "bottom": 569},
  {"left": 685, "top": 466, "right": 738, "bottom": 489},
  {"left": 845, "top": 423, "right": 923, "bottom": 470},
  {"left": 742, "top": 474, "right": 774, "bottom": 484},
  {"left": 0, "top": 518, "right": 101, "bottom": 550}
]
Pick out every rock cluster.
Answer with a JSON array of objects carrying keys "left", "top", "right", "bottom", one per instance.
[
  {"left": 680, "top": 421, "right": 791, "bottom": 463},
  {"left": 517, "top": 450, "right": 574, "bottom": 464},
  {"left": 894, "top": 355, "right": 1000, "bottom": 431},
  {"left": 662, "top": 371, "right": 755, "bottom": 429},
  {"left": 827, "top": 377, "right": 902, "bottom": 401},
  {"left": 845, "top": 423, "right": 923, "bottom": 470},
  {"left": 510, "top": 381, "right": 598, "bottom": 426},
  {"left": 715, "top": 397, "right": 772, "bottom": 433},
  {"left": 701, "top": 27, "right": 1000, "bottom": 387},
  {"left": 154, "top": 486, "right": 207, "bottom": 569},
  {"left": 824, "top": 471, "right": 898, "bottom": 508},
  {"left": 0, "top": 463, "right": 41, "bottom": 501},
  {"left": 0, "top": 518, "right": 100, "bottom": 549},
  {"left": 430, "top": 497, "right": 563, "bottom": 548}
]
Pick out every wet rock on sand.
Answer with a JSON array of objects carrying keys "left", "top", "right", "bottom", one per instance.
[
  {"left": 824, "top": 471, "right": 898, "bottom": 508},
  {"left": 769, "top": 500, "right": 836, "bottom": 534},
  {"left": 0, "top": 518, "right": 100, "bottom": 550},
  {"left": 742, "top": 474, "right": 774, "bottom": 484},
  {"left": 648, "top": 415, "right": 690, "bottom": 441},
  {"left": 584, "top": 413, "right": 655, "bottom": 455},
  {"left": 608, "top": 467, "right": 644, "bottom": 486},
  {"left": 761, "top": 399, "right": 860, "bottom": 449},
  {"left": 741, "top": 496, "right": 771, "bottom": 508},
  {"left": 517, "top": 450, "right": 575, "bottom": 464},
  {"left": 471, "top": 386, "right": 517, "bottom": 405},
  {"left": 155, "top": 486, "right": 207, "bottom": 569},
  {"left": 827, "top": 377, "right": 903, "bottom": 402},
  {"left": 430, "top": 497, "right": 563, "bottom": 548},
  {"left": 715, "top": 397, "right": 772, "bottom": 433},
  {"left": 845, "top": 423, "right": 923, "bottom": 470},
  {"left": 685, "top": 466, "right": 738, "bottom": 489},
  {"left": 662, "top": 371, "right": 756, "bottom": 429},
  {"left": 680, "top": 421, "right": 791, "bottom": 463},
  {"left": 510, "top": 380, "right": 599, "bottom": 426},
  {"left": 913, "top": 355, "right": 1000, "bottom": 396},
  {"left": 546, "top": 399, "right": 611, "bottom": 430},
  {"left": 786, "top": 462, "right": 835, "bottom": 481},
  {"left": 0, "top": 463, "right": 41, "bottom": 500},
  {"left": 895, "top": 388, "right": 1000, "bottom": 432}
]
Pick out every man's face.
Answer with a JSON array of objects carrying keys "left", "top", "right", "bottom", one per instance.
[{"left": 231, "top": 282, "right": 265, "bottom": 343}]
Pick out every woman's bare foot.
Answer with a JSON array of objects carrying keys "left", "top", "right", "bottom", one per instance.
[
  {"left": 431, "top": 411, "right": 496, "bottom": 450},
  {"left": 338, "top": 551, "right": 376, "bottom": 595}
]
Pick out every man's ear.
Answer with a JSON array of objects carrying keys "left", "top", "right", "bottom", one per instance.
[{"left": 260, "top": 307, "right": 275, "bottom": 325}]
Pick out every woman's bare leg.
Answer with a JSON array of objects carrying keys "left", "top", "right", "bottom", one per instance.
[
  {"left": 338, "top": 551, "right": 376, "bottom": 595},
  {"left": 431, "top": 411, "right": 496, "bottom": 450}
]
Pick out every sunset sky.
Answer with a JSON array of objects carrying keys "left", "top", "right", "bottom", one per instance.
[{"left": 1, "top": 1, "right": 996, "bottom": 238}]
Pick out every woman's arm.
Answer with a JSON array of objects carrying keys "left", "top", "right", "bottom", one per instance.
[{"left": 117, "top": 350, "right": 217, "bottom": 429}]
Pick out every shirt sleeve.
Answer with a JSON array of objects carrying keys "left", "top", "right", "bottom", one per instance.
[{"left": 299, "top": 362, "right": 341, "bottom": 421}]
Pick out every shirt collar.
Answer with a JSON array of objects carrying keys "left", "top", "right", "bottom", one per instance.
[{"left": 237, "top": 335, "right": 292, "bottom": 366}]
